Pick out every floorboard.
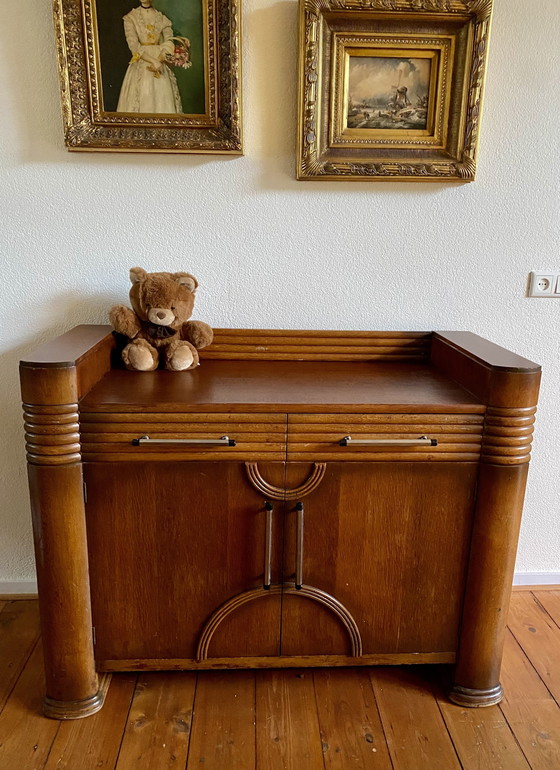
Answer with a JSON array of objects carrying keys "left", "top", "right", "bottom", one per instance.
[
  {"left": 499, "top": 628, "right": 560, "bottom": 768},
  {"left": 0, "top": 642, "right": 61, "bottom": 770},
  {"left": 255, "top": 669, "right": 325, "bottom": 770},
  {"left": 533, "top": 590, "right": 560, "bottom": 629},
  {"left": 436, "top": 677, "right": 531, "bottom": 770},
  {"left": 188, "top": 670, "right": 256, "bottom": 770},
  {"left": 0, "top": 600, "right": 41, "bottom": 711},
  {"left": 370, "top": 666, "right": 461, "bottom": 770},
  {"left": 508, "top": 591, "right": 560, "bottom": 705},
  {"left": 0, "top": 592, "right": 559, "bottom": 770},
  {"left": 43, "top": 674, "right": 137, "bottom": 770},
  {"left": 313, "top": 668, "right": 392, "bottom": 769},
  {"left": 116, "top": 672, "right": 196, "bottom": 770}
]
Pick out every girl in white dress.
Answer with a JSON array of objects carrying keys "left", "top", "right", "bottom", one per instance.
[{"left": 117, "top": 0, "right": 183, "bottom": 114}]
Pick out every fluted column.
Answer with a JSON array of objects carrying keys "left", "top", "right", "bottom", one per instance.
[
  {"left": 20, "top": 327, "right": 115, "bottom": 719},
  {"left": 450, "top": 406, "right": 536, "bottom": 707}
]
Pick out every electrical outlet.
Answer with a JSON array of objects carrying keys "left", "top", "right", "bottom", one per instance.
[{"left": 528, "top": 272, "right": 559, "bottom": 297}]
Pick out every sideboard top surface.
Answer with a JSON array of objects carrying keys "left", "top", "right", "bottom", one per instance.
[{"left": 80, "top": 360, "right": 485, "bottom": 414}]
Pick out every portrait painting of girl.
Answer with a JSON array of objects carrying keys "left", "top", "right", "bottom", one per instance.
[{"left": 94, "top": 0, "right": 206, "bottom": 116}]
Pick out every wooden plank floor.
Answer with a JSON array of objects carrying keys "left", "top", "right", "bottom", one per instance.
[{"left": 0, "top": 591, "right": 559, "bottom": 769}]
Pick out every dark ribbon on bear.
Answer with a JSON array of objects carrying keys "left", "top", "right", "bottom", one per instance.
[{"left": 144, "top": 323, "right": 178, "bottom": 339}]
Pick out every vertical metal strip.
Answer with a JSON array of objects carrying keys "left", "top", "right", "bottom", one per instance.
[
  {"left": 264, "top": 502, "right": 273, "bottom": 589},
  {"left": 295, "top": 502, "right": 304, "bottom": 590}
]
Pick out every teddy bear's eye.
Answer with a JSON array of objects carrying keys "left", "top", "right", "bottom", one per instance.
[{"left": 171, "top": 306, "right": 176, "bottom": 311}]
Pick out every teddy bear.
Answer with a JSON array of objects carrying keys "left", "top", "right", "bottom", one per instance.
[{"left": 109, "top": 267, "right": 213, "bottom": 371}]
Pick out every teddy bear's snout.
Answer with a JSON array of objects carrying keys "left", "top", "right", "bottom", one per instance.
[{"left": 148, "top": 307, "right": 175, "bottom": 326}]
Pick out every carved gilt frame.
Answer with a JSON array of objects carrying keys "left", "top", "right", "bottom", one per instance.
[
  {"left": 296, "top": 0, "right": 493, "bottom": 182},
  {"left": 52, "top": 0, "right": 242, "bottom": 154}
]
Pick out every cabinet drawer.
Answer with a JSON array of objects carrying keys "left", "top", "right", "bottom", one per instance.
[
  {"left": 287, "top": 413, "right": 484, "bottom": 462},
  {"left": 80, "top": 412, "right": 286, "bottom": 462}
]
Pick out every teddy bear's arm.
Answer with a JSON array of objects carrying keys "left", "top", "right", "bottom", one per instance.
[
  {"left": 182, "top": 320, "right": 214, "bottom": 350},
  {"left": 109, "top": 305, "right": 142, "bottom": 339}
]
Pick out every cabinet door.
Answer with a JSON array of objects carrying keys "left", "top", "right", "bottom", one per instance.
[
  {"left": 84, "top": 461, "right": 285, "bottom": 662},
  {"left": 280, "top": 462, "right": 477, "bottom": 656}
]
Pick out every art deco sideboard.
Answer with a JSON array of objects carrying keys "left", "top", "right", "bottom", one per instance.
[{"left": 19, "top": 327, "right": 541, "bottom": 719}]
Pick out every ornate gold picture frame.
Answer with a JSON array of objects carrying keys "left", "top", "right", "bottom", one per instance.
[
  {"left": 297, "top": 0, "right": 493, "bottom": 182},
  {"left": 52, "top": 0, "right": 242, "bottom": 154}
]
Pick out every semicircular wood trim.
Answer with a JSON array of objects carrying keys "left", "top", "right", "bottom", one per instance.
[
  {"left": 245, "top": 463, "right": 327, "bottom": 501},
  {"left": 196, "top": 582, "right": 362, "bottom": 660}
]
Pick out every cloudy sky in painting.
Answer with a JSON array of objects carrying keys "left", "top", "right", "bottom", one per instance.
[{"left": 348, "top": 57, "right": 431, "bottom": 106}]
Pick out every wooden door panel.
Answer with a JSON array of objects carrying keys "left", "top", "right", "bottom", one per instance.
[
  {"left": 85, "top": 462, "right": 285, "bottom": 661},
  {"left": 280, "top": 594, "right": 350, "bottom": 656},
  {"left": 281, "top": 462, "right": 478, "bottom": 656}
]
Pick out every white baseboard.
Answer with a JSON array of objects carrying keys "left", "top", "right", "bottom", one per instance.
[
  {"left": 513, "top": 572, "right": 560, "bottom": 586},
  {"left": 0, "top": 574, "right": 558, "bottom": 598},
  {"left": 0, "top": 581, "right": 38, "bottom": 596}
]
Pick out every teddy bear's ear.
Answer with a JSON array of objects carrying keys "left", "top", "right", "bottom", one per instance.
[
  {"left": 129, "top": 267, "right": 147, "bottom": 285},
  {"left": 174, "top": 273, "right": 198, "bottom": 292}
]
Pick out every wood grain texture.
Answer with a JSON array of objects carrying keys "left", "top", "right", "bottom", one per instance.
[
  {"left": 85, "top": 462, "right": 284, "bottom": 661},
  {"left": 512, "top": 585, "right": 560, "bottom": 592},
  {"left": 188, "top": 671, "right": 256, "bottom": 769},
  {"left": 480, "top": 406, "right": 536, "bottom": 466},
  {"left": 255, "top": 670, "right": 324, "bottom": 770},
  {"left": 18, "top": 325, "right": 541, "bottom": 721},
  {"left": 533, "top": 590, "right": 560, "bottom": 628},
  {"left": 431, "top": 332, "right": 541, "bottom": 409},
  {"left": 281, "top": 462, "right": 477, "bottom": 657},
  {"left": 96, "top": 652, "right": 456, "bottom": 671},
  {"left": 44, "top": 674, "right": 136, "bottom": 769},
  {"left": 313, "top": 668, "right": 392, "bottom": 769},
  {"left": 24, "top": 404, "right": 81, "bottom": 465},
  {"left": 2, "top": 593, "right": 560, "bottom": 768},
  {"left": 20, "top": 325, "right": 115, "bottom": 367},
  {"left": 453, "top": 463, "right": 530, "bottom": 698},
  {"left": 507, "top": 591, "right": 560, "bottom": 705},
  {"left": 437, "top": 680, "right": 531, "bottom": 770},
  {"left": 80, "top": 360, "right": 485, "bottom": 414},
  {"left": 28, "top": 462, "right": 100, "bottom": 709},
  {"left": 81, "top": 412, "right": 287, "bottom": 462},
  {"left": 20, "top": 326, "right": 115, "bottom": 405},
  {"left": 287, "top": 413, "right": 483, "bottom": 462},
  {"left": 202, "top": 328, "right": 431, "bottom": 362},
  {"left": 0, "top": 642, "right": 61, "bottom": 769},
  {"left": 370, "top": 667, "right": 461, "bottom": 770},
  {"left": 500, "top": 628, "right": 560, "bottom": 769},
  {"left": 116, "top": 673, "right": 196, "bottom": 769},
  {"left": 0, "top": 601, "right": 40, "bottom": 711}
]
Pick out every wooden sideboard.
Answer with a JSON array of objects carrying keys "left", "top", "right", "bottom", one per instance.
[{"left": 20, "top": 327, "right": 541, "bottom": 719}]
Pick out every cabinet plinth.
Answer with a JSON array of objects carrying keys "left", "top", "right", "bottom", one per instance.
[{"left": 20, "top": 327, "right": 540, "bottom": 717}]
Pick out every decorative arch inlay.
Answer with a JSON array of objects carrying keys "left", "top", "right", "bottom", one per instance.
[
  {"left": 196, "top": 582, "right": 363, "bottom": 660},
  {"left": 23, "top": 404, "right": 81, "bottom": 465},
  {"left": 481, "top": 406, "right": 536, "bottom": 466},
  {"left": 245, "top": 463, "right": 327, "bottom": 501}
]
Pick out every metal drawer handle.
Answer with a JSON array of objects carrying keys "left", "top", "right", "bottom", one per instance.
[
  {"left": 131, "top": 435, "right": 236, "bottom": 446},
  {"left": 295, "top": 502, "right": 304, "bottom": 591},
  {"left": 264, "top": 502, "right": 273, "bottom": 590},
  {"left": 338, "top": 435, "right": 438, "bottom": 447}
]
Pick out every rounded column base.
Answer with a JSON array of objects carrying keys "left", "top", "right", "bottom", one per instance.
[
  {"left": 43, "top": 674, "right": 112, "bottom": 720},
  {"left": 449, "top": 683, "right": 503, "bottom": 708}
]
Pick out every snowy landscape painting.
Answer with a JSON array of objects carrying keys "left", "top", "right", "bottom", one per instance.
[{"left": 346, "top": 56, "right": 432, "bottom": 131}]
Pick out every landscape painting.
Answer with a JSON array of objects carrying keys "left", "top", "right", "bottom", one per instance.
[{"left": 346, "top": 56, "right": 432, "bottom": 131}]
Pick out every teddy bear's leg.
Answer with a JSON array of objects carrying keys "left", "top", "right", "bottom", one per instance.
[
  {"left": 164, "top": 340, "right": 199, "bottom": 371},
  {"left": 122, "top": 339, "right": 159, "bottom": 371}
]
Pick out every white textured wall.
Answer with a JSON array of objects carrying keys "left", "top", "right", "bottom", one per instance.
[{"left": 1, "top": 0, "right": 559, "bottom": 583}]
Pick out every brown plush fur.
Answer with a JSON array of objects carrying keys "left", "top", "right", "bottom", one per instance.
[{"left": 109, "top": 267, "right": 213, "bottom": 371}]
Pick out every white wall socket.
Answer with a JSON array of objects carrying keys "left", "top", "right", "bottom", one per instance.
[{"left": 528, "top": 272, "right": 560, "bottom": 297}]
